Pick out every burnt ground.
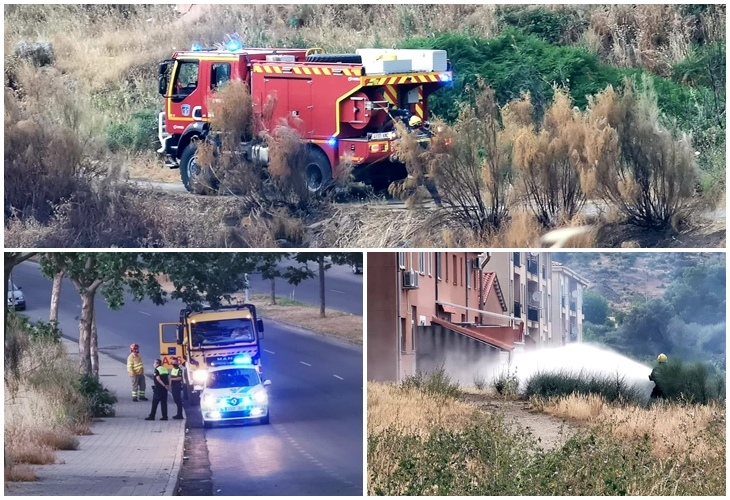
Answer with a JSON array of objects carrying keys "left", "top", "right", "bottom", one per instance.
[{"left": 463, "top": 394, "right": 578, "bottom": 451}]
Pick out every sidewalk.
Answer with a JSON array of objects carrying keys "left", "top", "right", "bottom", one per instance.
[{"left": 5, "top": 338, "right": 185, "bottom": 496}]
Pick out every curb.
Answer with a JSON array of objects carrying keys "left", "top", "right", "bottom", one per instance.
[{"left": 261, "top": 315, "right": 363, "bottom": 348}]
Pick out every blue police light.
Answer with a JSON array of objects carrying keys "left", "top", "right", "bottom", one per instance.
[
  {"left": 233, "top": 354, "right": 252, "bottom": 365},
  {"left": 439, "top": 73, "right": 452, "bottom": 82},
  {"left": 227, "top": 40, "right": 242, "bottom": 52},
  {"left": 191, "top": 44, "right": 203, "bottom": 51},
  {"left": 327, "top": 138, "right": 337, "bottom": 147}
]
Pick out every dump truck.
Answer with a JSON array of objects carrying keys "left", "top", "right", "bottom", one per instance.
[
  {"left": 156, "top": 42, "right": 452, "bottom": 193},
  {"left": 158, "top": 303, "right": 265, "bottom": 404}
]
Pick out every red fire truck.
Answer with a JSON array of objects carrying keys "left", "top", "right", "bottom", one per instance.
[{"left": 156, "top": 42, "right": 452, "bottom": 193}]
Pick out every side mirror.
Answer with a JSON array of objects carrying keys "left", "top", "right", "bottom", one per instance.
[
  {"left": 158, "top": 75, "right": 168, "bottom": 96},
  {"left": 17, "top": 286, "right": 22, "bottom": 290},
  {"left": 263, "top": 380, "right": 271, "bottom": 387},
  {"left": 257, "top": 319, "right": 264, "bottom": 338}
]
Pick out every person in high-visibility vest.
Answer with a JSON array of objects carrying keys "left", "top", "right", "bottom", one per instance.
[
  {"left": 170, "top": 357, "right": 184, "bottom": 420},
  {"left": 145, "top": 359, "right": 170, "bottom": 421},
  {"left": 127, "top": 344, "right": 148, "bottom": 402}
]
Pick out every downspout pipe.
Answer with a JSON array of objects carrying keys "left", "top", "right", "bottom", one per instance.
[{"left": 396, "top": 254, "right": 402, "bottom": 382}]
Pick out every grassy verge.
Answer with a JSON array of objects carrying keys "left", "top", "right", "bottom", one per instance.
[
  {"left": 4, "top": 314, "right": 90, "bottom": 483},
  {"left": 368, "top": 371, "right": 725, "bottom": 495}
]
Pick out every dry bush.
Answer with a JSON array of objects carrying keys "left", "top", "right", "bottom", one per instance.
[
  {"left": 490, "top": 210, "right": 543, "bottom": 248},
  {"left": 584, "top": 77, "right": 699, "bottom": 230},
  {"left": 5, "top": 463, "right": 38, "bottom": 482},
  {"left": 535, "top": 393, "right": 725, "bottom": 460},
  {"left": 505, "top": 88, "right": 588, "bottom": 227}
]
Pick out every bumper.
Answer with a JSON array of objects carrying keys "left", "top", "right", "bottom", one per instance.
[
  {"left": 8, "top": 301, "right": 26, "bottom": 310},
  {"left": 201, "top": 405, "right": 268, "bottom": 423}
]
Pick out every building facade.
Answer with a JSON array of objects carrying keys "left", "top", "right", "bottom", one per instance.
[
  {"left": 550, "top": 262, "right": 590, "bottom": 347},
  {"left": 367, "top": 252, "right": 587, "bottom": 383}
]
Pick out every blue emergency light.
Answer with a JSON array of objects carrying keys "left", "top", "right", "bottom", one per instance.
[{"left": 233, "top": 354, "right": 252, "bottom": 365}]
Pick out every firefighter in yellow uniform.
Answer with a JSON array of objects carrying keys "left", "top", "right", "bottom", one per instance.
[
  {"left": 127, "top": 344, "right": 148, "bottom": 402},
  {"left": 170, "top": 357, "right": 184, "bottom": 420}
]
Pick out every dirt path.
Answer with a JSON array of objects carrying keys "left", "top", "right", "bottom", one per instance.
[{"left": 465, "top": 395, "right": 578, "bottom": 450}]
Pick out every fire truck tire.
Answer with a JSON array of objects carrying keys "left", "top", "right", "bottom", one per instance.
[
  {"left": 180, "top": 142, "right": 218, "bottom": 194},
  {"left": 304, "top": 147, "right": 332, "bottom": 193},
  {"left": 305, "top": 54, "right": 361, "bottom": 64}
]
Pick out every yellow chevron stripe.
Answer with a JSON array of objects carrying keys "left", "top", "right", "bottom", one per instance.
[
  {"left": 273, "top": 66, "right": 282, "bottom": 74},
  {"left": 343, "top": 68, "right": 351, "bottom": 76},
  {"left": 418, "top": 75, "right": 428, "bottom": 83},
  {"left": 302, "top": 67, "right": 311, "bottom": 75},
  {"left": 415, "top": 103, "right": 424, "bottom": 119},
  {"left": 428, "top": 75, "right": 437, "bottom": 82},
  {"left": 264, "top": 66, "right": 272, "bottom": 74},
  {"left": 253, "top": 66, "right": 263, "bottom": 73},
  {"left": 312, "top": 67, "right": 321, "bottom": 75},
  {"left": 388, "top": 76, "right": 398, "bottom": 85},
  {"left": 293, "top": 67, "right": 302, "bottom": 74},
  {"left": 322, "top": 68, "right": 331, "bottom": 75},
  {"left": 353, "top": 68, "right": 361, "bottom": 76}
]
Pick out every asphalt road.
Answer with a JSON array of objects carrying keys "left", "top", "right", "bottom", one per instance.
[
  {"left": 247, "top": 258, "right": 363, "bottom": 316},
  {"left": 12, "top": 262, "right": 363, "bottom": 496}
]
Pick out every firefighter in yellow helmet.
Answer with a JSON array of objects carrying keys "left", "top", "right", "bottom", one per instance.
[
  {"left": 649, "top": 353, "right": 667, "bottom": 399},
  {"left": 408, "top": 115, "right": 423, "bottom": 130}
]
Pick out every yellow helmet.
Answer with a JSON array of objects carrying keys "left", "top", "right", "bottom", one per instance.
[
  {"left": 657, "top": 353, "right": 667, "bottom": 363},
  {"left": 409, "top": 116, "right": 423, "bottom": 128}
]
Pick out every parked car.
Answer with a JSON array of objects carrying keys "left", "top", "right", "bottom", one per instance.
[
  {"left": 7, "top": 282, "right": 26, "bottom": 311},
  {"left": 200, "top": 361, "right": 271, "bottom": 429}
]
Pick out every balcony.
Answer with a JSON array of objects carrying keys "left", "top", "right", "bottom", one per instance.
[
  {"left": 527, "top": 306, "right": 539, "bottom": 322},
  {"left": 514, "top": 301, "right": 522, "bottom": 318},
  {"left": 513, "top": 253, "right": 521, "bottom": 267},
  {"left": 527, "top": 259, "right": 538, "bottom": 276},
  {"left": 569, "top": 327, "right": 578, "bottom": 342}
]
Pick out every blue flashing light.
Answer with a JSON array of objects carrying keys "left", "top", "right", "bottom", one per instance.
[
  {"left": 326, "top": 138, "right": 337, "bottom": 147},
  {"left": 233, "top": 354, "right": 252, "bottom": 365},
  {"left": 227, "top": 40, "right": 242, "bottom": 52},
  {"left": 191, "top": 44, "right": 203, "bottom": 52},
  {"left": 439, "top": 73, "right": 452, "bottom": 82}
]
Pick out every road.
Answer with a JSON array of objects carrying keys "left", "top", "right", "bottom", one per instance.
[
  {"left": 12, "top": 262, "right": 363, "bottom": 496},
  {"left": 247, "top": 259, "right": 362, "bottom": 316}
]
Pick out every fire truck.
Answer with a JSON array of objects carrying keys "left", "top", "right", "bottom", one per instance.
[
  {"left": 156, "top": 42, "right": 452, "bottom": 193},
  {"left": 158, "top": 303, "right": 265, "bottom": 404}
]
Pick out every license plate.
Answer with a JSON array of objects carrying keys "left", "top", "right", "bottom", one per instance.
[
  {"left": 227, "top": 406, "right": 247, "bottom": 412},
  {"left": 370, "top": 132, "right": 392, "bottom": 140}
]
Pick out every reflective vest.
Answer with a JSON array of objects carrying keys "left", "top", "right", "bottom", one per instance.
[
  {"left": 127, "top": 353, "right": 144, "bottom": 375},
  {"left": 170, "top": 367, "right": 182, "bottom": 387}
]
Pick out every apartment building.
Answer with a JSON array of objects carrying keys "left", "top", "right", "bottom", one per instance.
[
  {"left": 367, "top": 252, "right": 588, "bottom": 383},
  {"left": 550, "top": 262, "right": 590, "bottom": 347}
]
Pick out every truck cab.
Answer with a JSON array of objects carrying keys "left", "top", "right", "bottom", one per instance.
[{"left": 159, "top": 303, "right": 265, "bottom": 404}]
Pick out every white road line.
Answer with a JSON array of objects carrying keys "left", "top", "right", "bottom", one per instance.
[
  {"left": 300, "top": 361, "right": 311, "bottom": 367},
  {"left": 139, "top": 311, "right": 151, "bottom": 316},
  {"left": 333, "top": 375, "right": 344, "bottom": 380},
  {"left": 330, "top": 289, "right": 345, "bottom": 294},
  {"left": 264, "top": 349, "right": 276, "bottom": 354}
]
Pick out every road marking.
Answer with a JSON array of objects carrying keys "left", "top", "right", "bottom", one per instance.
[
  {"left": 330, "top": 289, "right": 345, "bottom": 294},
  {"left": 139, "top": 311, "right": 151, "bottom": 316},
  {"left": 300, "top": 361, "right": 311, "bottom": 367},
  {"left": 333, "top": 375, "right": 344, "bottom": 380},
  {"left": 264, "top": 349, "right": 276, "bottom": 354}
]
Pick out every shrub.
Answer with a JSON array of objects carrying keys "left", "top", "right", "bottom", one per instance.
[
  {"left": 652, "top": 358, "right": 725, "bottom": 404},
  {"left": 497, "top": 5, "right": 586, "bottom": 44},
  {"left": 400, "top": 366, "right": 462, "bottom": 399},
  {"left": 76, "top": 373, "right": 117, "bottom": 417},
  {"left": 524, "top": 369, "right": 644, "bottom": 405},
  {"left": 106, "top": 109, "right": 158, "bottom": 153},
  {"left": 492, "top": 367, "right": 519, "bottom": 396}
]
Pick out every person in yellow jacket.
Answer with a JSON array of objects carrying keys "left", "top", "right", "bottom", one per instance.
[{"left": 127, "top": 343, "right": 148, "bottom": 402}]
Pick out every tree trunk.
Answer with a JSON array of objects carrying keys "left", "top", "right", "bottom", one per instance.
[
  {"left": 4, "top": 266, "right": 11, "bottom": 334},
  {"left": 90, "top": 301, "right": 99, "bottom": 378},
  {"left": 318, "top": 256, "right": 326, "bottom": 318},
  {"left": 50, "top": 269, "right": 65, "bottom": 323},
  {"left": 270, "top": 278, "right": 277, "bottom": 305},
  {"left": 78, "top": 292, "right": 94, "bottom": 374}
]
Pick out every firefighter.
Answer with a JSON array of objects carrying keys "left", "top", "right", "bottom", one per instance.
[
  {"left": 649, "top": 353, "right": 668, "bottom": 399},
  {"left": 170, "top": 357, "right": 184, "bottom": 420},
  {"left": 127, "top": 344, "right": 148, "bottom": 402},
  {"left": 145, "top": 359, "right": 170, "bottom": 421},
  {"left": 408, "top": 115, "right": 423, "bottom": 131}
]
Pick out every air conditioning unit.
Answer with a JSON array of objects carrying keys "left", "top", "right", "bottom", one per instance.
[{"left": 402, "top": 270, "right": 419, "bottom": 289}]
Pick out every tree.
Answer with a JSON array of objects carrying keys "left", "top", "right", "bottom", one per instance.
[
  {"left": 255, "top": 253, "right": 291, "bottom": 305},
  {"left": 619, "top": 298, "right": 675, "bottom": 357},
  {"left": 43, "top": 252, "right": 66, "bottom": 324},
  {"left": 292, "top": 252, "right": 361, "bottom": 318},
  {"left": 39, "top": 253, "right": 163, "bottom": 376},
  {"left": 582, "top": 289, "right": 610, "bottom": 325}
]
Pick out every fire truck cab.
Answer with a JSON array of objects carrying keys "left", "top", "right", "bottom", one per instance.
[
  {"left": 159, "top": 303, "right": 265, "bottom": 404},
  {"left": 157, "top": 42, "right": 452, "bottom": 193}
]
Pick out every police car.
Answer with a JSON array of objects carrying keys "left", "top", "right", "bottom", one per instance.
[{"left": 200, "top": 356, "right": 271, "bottom": 429}]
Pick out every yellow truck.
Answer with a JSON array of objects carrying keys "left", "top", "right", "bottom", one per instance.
[{"left": 159, "top": 303, "right": 265, "bottom": 404}]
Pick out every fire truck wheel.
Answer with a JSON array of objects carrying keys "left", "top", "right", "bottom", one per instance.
[
  {"left": 180, "top": 142, "right": 218, "bottom": 194},
  {"left": 304, "top": 147, "right": 332, "bottom": 193}
]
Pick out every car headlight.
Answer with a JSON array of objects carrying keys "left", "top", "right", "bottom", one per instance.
[
  {"left": 202, "top": 394, "right": 217, "bottom": 406},
  {"left": 252, "top": 390, "right": 267, "bottom": 404},
  {"left": 192, "top": 370, "right": 208, "bottom": 383}
]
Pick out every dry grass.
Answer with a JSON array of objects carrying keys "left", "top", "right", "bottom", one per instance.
[
  {"left": 367, "top": 382, "right": 475, "bottom": 437},
  {"left": 126, "top": 152, "right": 180, "bottom": 183},
  {"left": 533, "top": 393, "right": 725, "bottom": 459},
  {"left": 4, "top": 464, "right": 38, "bottom": 483}
]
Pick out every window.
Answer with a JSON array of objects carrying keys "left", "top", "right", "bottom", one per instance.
[
  {"left": 452, "top": 255, "right": 457, "bottom": 286},
  {"left": 445, "top": 253, "right": 449, "bottom": 282},
  {"left": 466, "top": 259, "right": 471, "bottom": 289},
  {"left": 419, "top": 253, "right": 425, "bottom": 275},
  {"left": 428, "top": 252, "right": 432, "bottom": 276},
  {"left": 398, "top": 252, "right": 405, "bottom": 269},
  {"left": 459, "top": 257, "right": 463, "bottom": 286},
  {"left": 436, "top": 253, "right": 442, "bottom": 280},
  {"left": 400, "top": 318, "right": 407, "bottom": 353},
  {"left": 173, "top": 60, "right": 199, "bottom": 96},
  {"left": 211, "top": 63, "right": 231, "bottom": 91}
]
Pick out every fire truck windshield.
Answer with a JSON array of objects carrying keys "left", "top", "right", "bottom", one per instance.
[
  {"left": 191, "top": 318, "right": 256, "bottom": 346},
  {"left": 173, "top": 60, "right": 199, "bottom": 97}
]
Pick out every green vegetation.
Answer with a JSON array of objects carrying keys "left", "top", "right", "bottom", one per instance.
[
  {"left": 524, "top": 370, "right": 644, "bottom": 405},
  {"left": 651, "top": 358, "right": 725, "bottom": 405},
  {"left": 106, "top": 110, "right": 158, "bottom": 153},
  {"left": 76, "top": 373, "right": 118, "bottom": 417},
  {"left": 400, "top": 366, "right": 463, "bottom": 400}
]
